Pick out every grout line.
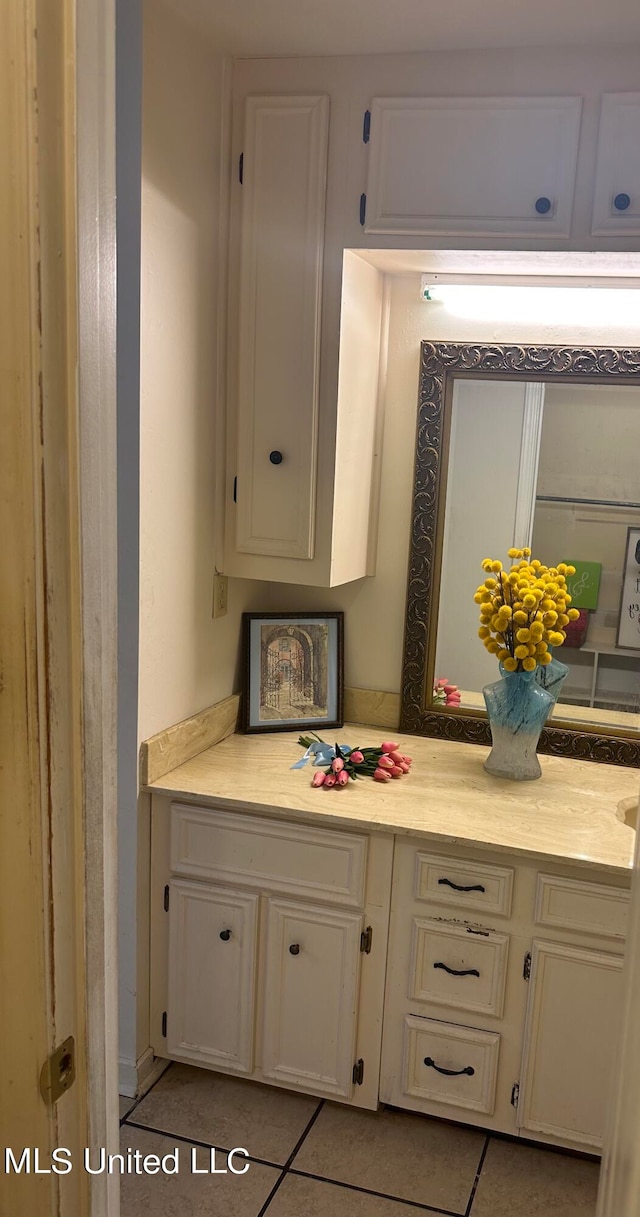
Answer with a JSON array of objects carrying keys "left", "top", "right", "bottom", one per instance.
[
  {"left": 121, "top": 1119, "right": 284, "bottom": 1171},
  {"left": 287, "top": 1169, "right": 466, "bottom": 1216},
  {"left": 256, "top": 1100, "right": 325, "bottom": 1217},
  {"left": 464, "top": 1134, "right": 491, "bottom": 1217}
]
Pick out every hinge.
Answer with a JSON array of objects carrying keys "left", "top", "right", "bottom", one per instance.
[
  {"left": 239, "top": 152, "right": 244, "bottom": 184},
  {"left": 352, "top": 1058, "right": 364, "bottom": 1086},
  {"left": 233, "top": 475, "right": 237, "bottom": 504},
  {"left": 359, "top": 193, "right": 367, "bottom": 226},
  {"left": 511, "top": 1082, "right": 520, "bottom": 1108},
  {"left": 39, "top": 1037, "right": 76, "bottom": 1105},
  {"left": 360, "top": 925, "right": 373, "bottom": 954},
  {"left": 523, "top": 952, "right": 532, "bottom": 981},
  {"left": 162, "top": 1011, "right": 167, "bottom": 1038},
  {"left": 164, "top": 884, "right": 170, "bottom": 912},
  {"left": 362, "top": 109, "right": 371, "bottom": 143}
]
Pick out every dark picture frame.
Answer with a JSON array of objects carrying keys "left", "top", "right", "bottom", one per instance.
[{"left": 241, "top": 612, "right": 344, "bottom": 733}]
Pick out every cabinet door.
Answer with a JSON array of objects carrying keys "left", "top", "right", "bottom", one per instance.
[
  {"left": 518, "top": 940, "right": 624, "bottom": 1148},
  {"left": 364, "top": 96, "right": 582, "bottom": 238},
  {"left": 167, "top": 879, "right": 258, "bottom": 1073},
  {"left": 262, "top": 898, "right": 362, "bottom": 1098},
  {"left": 592, "top": 93, "right": 640, "bottom": 236},
  {"left": 236, "top": 95, "right": 329, "bottom": 560}
]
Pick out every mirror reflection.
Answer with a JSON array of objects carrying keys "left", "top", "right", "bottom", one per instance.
[{"left": 434, "top": 380, "right": 640, "bottom": 731}]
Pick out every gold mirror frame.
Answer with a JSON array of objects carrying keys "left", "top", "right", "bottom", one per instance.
[{"left": 400, "top": 341, "right": 640, "bottom": 768}]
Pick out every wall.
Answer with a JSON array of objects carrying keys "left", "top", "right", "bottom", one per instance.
[
  {"left": 139, "top": 0, "right": 266, "bottom": 748},
  {"left": 273, "top": 276, "right": 640, "bottom": 694}
]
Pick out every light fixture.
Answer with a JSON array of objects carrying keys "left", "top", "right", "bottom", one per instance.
[{"left": 420, "top": 280, "right": 640, "bottom": 327}]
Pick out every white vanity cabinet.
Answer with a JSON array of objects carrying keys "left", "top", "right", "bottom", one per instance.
[
  {"left": 363, "top": 96, "right": 583, "bottom": 239},
  {"left": 150, "top": 798, "right": 394, "bottom": 1110},
  {"left": 380, "top": 838, "right": 629, "bottom": 1152}
]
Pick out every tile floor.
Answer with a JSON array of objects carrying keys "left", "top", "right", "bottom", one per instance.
[{"left": 119, "top": 1063, "right": 600, "bottom": 1216}]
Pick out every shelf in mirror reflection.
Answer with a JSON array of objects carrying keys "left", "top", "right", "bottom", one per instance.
[{"left": 442, "top": 688, "right": 640, "bottom": 733}]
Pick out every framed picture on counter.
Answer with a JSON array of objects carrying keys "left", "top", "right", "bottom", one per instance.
[
  {"left": 241, "top": 611, "right": 344, "bottom": 733},
  {"left": 616, "top": 527, "right": 640, "bottom": 651}
]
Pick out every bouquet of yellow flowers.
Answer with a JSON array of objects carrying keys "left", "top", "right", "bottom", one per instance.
[{"left": 474, "top": 547, "right": 581, "bottom": 673}]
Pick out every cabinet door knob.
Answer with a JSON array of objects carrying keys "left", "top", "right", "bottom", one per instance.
[
  {"left": 424, "top": 1056, "right": 475, "bottom": 1077},
  {"left": 614, "top": 192, "right": 631, "bottom": 211},
  {"left": 289, "top": 943, "right": 300, "bottom": 955},
  {"left": 535, "top": 196, "right": 552, "bottom": 215},
  {"left": 219, "top": 929, "right": 232, "bottom": 941},
  {"left": 269, "top": 450, "right": 284, "bottom": 465}
]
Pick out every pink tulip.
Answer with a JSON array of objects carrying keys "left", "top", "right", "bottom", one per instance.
[
  {"left": 437, "top": 677, "right": 449, "bottom": 686},
  {"left": 373, "top": 767, "right": 391, "bottom": 781},
  {"left": 381, "top": 741, "right": 399, "bottom": 753},
  {"left": 324, "top": 773, "right": 336, "bottom": 787},
  {"left": 401, "top": 755, "right": 413, "bottom": 765},
  {"left": 390, "top": 765, "right": 403, "bottom": 777},
  {"left": 389, "top": 750, "right": 404, "bottom": 764},
  {"left": 311, "top": 771, "right": 326, "bottom": 787},
  {"left": 444, "top": 684, "right": 458, "bottom": 695},
  {"left": 336, "top": 770, "right": 349, "bottom": 787},
  {"left": 377, "top": 754, "right": 394, "bottom": 769},
  {"left": 399, "top": 762, "right": 410, "bottom": 773},
  {"left": 350, "top": 750, "right": 364, "bottom": 764},
  {"left": 331, "top": 757, "right": 345, "bottom": 773}
]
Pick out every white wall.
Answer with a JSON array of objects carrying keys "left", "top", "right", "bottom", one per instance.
[
  {"left": 272, "top": 275, "right": 640, "bottom": 694},
  {"left": 139, "top": 1, "right": 266, "bottom": 745}
]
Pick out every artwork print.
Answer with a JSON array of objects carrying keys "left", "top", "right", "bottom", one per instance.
[{"left": 242, "top": 613, "right": 343, "bottom": 733}]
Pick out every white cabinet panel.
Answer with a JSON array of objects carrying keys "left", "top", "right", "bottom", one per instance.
[
  {"left": 170, "top": 804, "right": 368, "bottom": 907},
  {"left": 410, "top": 918, "right": 509, "bottom": 1018},
  {"left": 262, "top": 898, "right": 363, "bottom": 1097},
  {"left": 519, "top": 940, "right": 624, "bottom": 1148},
  {"left": 236, "top": 95, "right": 329, "bottom": 559},
  {"left": 167, "top": 880, "right": 258, "bottom": 1073},
  {"left": 535, "top": 874, "right": 629, "bottom": 940},
  {"left": 415, "top": 851, "right": 514, "bottom": 918},
  {"left": 403, "top": 1015, "right": 500, "bottom": 1115},
  {"left": 365, "top": 96, "right": 582, "bottom": 237},
  {"left": 592, "top": 94, "right": 640, "bottom": 235}
]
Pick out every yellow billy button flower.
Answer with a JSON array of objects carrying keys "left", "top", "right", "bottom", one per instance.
[
  {"left": 484, "top": 577, "right": 497, "bottom": 589},
  {"left": 522, "top": 593, "right": 537, "bottom": 609},
  {"left": 502, "top": 656, "right": 518, "bottom": 672},
  {"left": 567, "top": 608, "right": 580, "bottom": 621},
  {"left": 543, "top": 611, "right": 558, "bottom": 625},
  {"left": 491, "top": 560, "right": 503, "bottom": 572},
  {"left": 514, "top": 644, "right": 529, "bottom": 660},
  {"left": 557, "top": 613, "right": 570, "bottom": 626},
  {"left": 513, "top": 610, "right": 528, "bottom": 625},
  {"left": 481, "top": 559, "right": 494, "bottom": 571},
  {"left": 548, "top": 631, "right": 565, "bottom": 647},
  {"left": 507, "top": 547, "right": 521, "bottom": 559},
  {"left": 538, "top": 651, "right": 552, "bottom": 665},
  {"left": 478, "top": 626, "right": 491, "bottom": 639},
  {"left": 497, "top": 649, "right": 511, "bottom": 662},
  {"left": 486, "top": 639, "right": 500, "bottom": 654},
  {"left": 516, "top": 627, "right": 531, "bottom": 642},
  {"left": 522, "top": 656, "right": 537, "bottom": 672},
  {"left": 566, "top": 565, "right": 576, "bottom": 576},
  {"left": 535, "top": 641, "right": 549, "bottom": 654}
]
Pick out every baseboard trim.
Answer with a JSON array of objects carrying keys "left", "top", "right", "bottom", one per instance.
[{"left": 118, "top": 1047, "right": 170, "bottom": 1099}]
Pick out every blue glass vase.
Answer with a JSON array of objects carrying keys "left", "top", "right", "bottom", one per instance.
[
  {"left": 535, "top": 651, "right": 570, "bottom": 713},
  {"left": 482, "top": 669, "right": 554, "bottom": 781}
]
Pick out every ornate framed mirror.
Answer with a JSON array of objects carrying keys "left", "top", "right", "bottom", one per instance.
[{"left": 400, "top": 342, "right": 640, "bottom": 767}]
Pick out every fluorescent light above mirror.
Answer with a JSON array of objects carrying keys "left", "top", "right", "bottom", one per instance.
[{"left": 420, "top": 281, "right": 640, "bottom": 327}]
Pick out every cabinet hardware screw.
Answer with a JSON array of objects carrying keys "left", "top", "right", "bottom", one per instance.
[{"left": 220, "top": 929, "right": 232, "bottom": 941}]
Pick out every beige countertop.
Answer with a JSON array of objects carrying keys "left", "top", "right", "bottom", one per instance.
[{"left": 146, "top": 724, "right": 640, "bottom": 875}]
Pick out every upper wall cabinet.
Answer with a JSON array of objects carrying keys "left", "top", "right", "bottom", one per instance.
[
  {"left": 592, "top": 93, "right": 640, "bottom": 236},
  {"left": 363, "top": 96, "right": 583, "bottom": 239},
  {"left": 226, "top": 95, "right": 386, "bottom": 587}
]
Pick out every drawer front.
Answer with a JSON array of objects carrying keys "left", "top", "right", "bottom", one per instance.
[
  {"left": 403, "top": 1015, "right": 500, "bottom": 1115},
  {"left": 410, "top": 919, "right": 509, "bottom": 1018},
  {"left": 170, "top": 804, "right": 367, "bottom": 907},
  {"left": 415, "top": 852, "right": 514, "bottom": 918},
  {"left": 535, "top": 874, "right": 629, "bottom": 940}
]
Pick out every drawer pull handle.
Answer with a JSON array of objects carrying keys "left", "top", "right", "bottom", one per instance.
[
  {"left": 219, "top": 929, "right": 232, "bottom": 941},
  {"left": 269, "top": 450, "right": 284, "bottom": 464},
  {"left": 433, "top": 961, "right": 480, "bottom": 978},
  {"left": 424, "top": 1057, "right": 475, "bottom": 1078},
  {"left": 438, "top": 878, "right": 485, "bottom": 894},
  {"left": 289, "top": 943, "right": 300, "bottom": 956}
]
